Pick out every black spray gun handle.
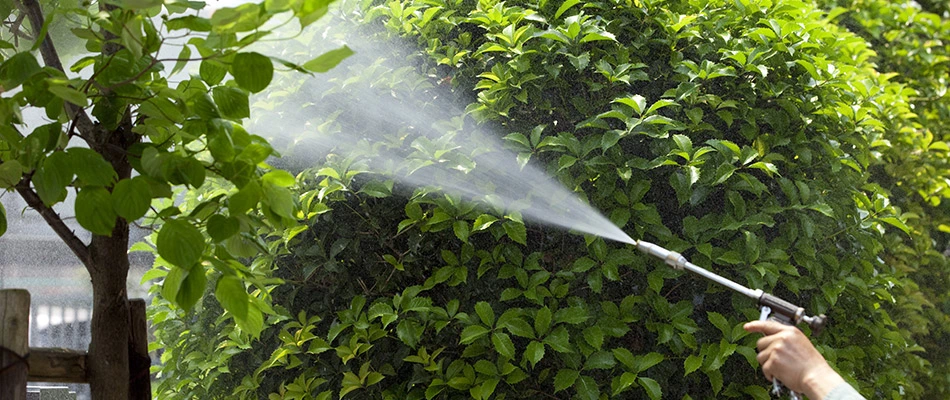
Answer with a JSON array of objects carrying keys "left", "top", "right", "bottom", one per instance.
[{"left": 634, "top": 240, "right": 827, "bottom": 399}]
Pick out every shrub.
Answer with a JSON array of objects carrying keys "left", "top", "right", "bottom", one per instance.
[{"left": 150, "top": 0, "right": 948, "bottom": 398}]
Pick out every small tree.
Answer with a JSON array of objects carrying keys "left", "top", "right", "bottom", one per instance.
[{"left": 0, "top": 0, "right": 350, "bottom": 397}]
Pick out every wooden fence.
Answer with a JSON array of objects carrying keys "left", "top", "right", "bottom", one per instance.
[{"left": 0, "top": 289, "right": 151, "bottom": 400}]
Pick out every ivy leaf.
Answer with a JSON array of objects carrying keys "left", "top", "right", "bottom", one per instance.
[
  {"left": 157, "top": 219, "right": 206, "bottom": 268},
  {"left": 76, "top": 186, "right": 117, "bottom": 236},
  {"left": 231, "top": 52, "right": 273, "bottom": 93},
  {"left": 302, "top": 45, "right": 354, "bottom": 73}
]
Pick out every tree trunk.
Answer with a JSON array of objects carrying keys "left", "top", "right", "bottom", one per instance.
[{"left": 86, "top": 227, "right": 131, "bottom": 399}]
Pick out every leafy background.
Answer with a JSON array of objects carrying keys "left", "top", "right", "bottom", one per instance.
[{"left": 142, "top": 0, "right": 950, "bottom": 399}]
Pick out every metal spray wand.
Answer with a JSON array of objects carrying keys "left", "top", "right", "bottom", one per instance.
[{"left": 633, "top": 240, "right": 827, "bottom": 399}]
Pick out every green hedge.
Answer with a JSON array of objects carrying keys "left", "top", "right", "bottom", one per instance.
[{"left": 149, "top": 0, "right": 948, "bottom": 398}]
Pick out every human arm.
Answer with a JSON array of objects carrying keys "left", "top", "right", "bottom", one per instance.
[{"left": 743, "top": 320, "right": 864, "bottom": 400}]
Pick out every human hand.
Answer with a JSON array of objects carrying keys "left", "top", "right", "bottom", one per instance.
[{"left": 744, "top": 320, "right": 845, "bottom": 399}]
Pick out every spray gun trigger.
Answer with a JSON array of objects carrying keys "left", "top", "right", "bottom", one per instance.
[{"left": 759, "top": 306, "right": 772, "bottom": 322}]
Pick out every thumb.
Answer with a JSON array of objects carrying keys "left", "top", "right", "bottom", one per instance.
[{"left": 744, "top": 320, "right": 791, "bottom": 335}]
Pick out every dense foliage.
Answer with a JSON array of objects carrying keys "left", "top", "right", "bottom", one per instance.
[
  {"left": 1, "top": 0, "right": 348, "bottom": 396},
  {"left": 148, "top": 0, "right": 950, "bottom": 399}
]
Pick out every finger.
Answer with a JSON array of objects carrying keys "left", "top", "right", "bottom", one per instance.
[
  {"left": 756, "top": 331, "right": 788, "bottom": 352},
  {"left": 756, "top": 346, "right": 770, "bottom": 366},
  {"left": 744, "top": 320, "right": 792, "bottom": 335},
  {"left": 760, "top": 358, "right": 775, "bottom": 382}
]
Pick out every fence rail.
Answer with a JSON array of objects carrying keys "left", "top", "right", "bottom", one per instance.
[{"left": 0, "top": 289, "right": 150, "bottom": 400}]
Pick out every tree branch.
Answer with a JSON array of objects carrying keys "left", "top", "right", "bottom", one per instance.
[
  {"left": 15, "top": 0, "right": 99, "bottom": 139},
  {"left": 14, "top": 177, "right": 91, "bottom": 267}
]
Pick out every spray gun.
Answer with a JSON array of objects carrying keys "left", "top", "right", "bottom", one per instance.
[{"left": 634, "top": 240, "right": 827, "bottom": 399}]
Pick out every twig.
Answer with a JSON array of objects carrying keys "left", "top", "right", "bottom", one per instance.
[{"left": 14, "top": 176, "right": 91, "bottom": 267}]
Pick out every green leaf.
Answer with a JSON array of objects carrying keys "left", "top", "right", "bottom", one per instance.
[
  {"left": 632, "top": 352, "right": 664, "bottom": 372},
  {"left": 460, "top": 325, "right": 490, "bottom": 344},
  {"left": 212, "top": 86, "right": 250, "bottom": 120},
  {"left": 69, "top": 148, "right": 117, "bottom": 187},
  {"left": 554, "top": 0, "right": 581, "bottom": 18},
  {"left": 302, "top": 45, "right": 354, "bottom": 73},
  {"left": 230, "top": 52, "right": 273, "bottom": 93},
  {"left": 501, "top": 315, "right": 535, "bottom": 339},
  {"left": 111, "top": 177, "right": 152, "bottom": 221},
  {"left": 473, "top": 214, "right": 498, "bottom": 231},
  {"left": 575, "top": 376, "right": 599, "bottom": 400},
  {"left": 230, "top": 181, "right": 262, "bottom": 215},
  {"left": 263, "top": 170, "right": 296, "bottom": 187},
  {"left": 33, "top": 153, "right": 72, "bottom": 205},
  {"left": 296, "top": 0, "right": 334, "bottom": 27},
  {"left": 638, "top": 377, "right": 662, "bottom": 400},
  {"left": 613, "top": 372, "right": 638, "bottom": 395},
  {"left": 47, "top": 83, "right": 88, "bottom": 107},
  {"left": 583, "top": 351, "right": 615, "bottom": 370},
  {"left": 207, "top": 214, "right": 240, "bottom": 242},
  {"left": 1, "top": 52, "right": 41, "bottom": 88},
  {"left": 553, "top": 369, "right": 579, "bottom": 392},
  {"left": 0, "top": 201, "right": 6, "bottom": 237},
  {"left": 534, "top": 306, "right": 552, "bottom": 336},
  {"left": 684, "top": 354, "right": 702, "bottom": 376},
  {"left": 215, "top": 274, "right": 249, "bottom": 320},
  {"left": 475, "top": 301, "right": 495, "bottom": 327},
  {"left": 447, "top": 220, "right": 469, "bottom": 243},
  {"left": 554, "top": 306, "right": 589, "bottom": 324},
  {"left": 177, "top": 264, "right": 207, "bottom": 311},
  {"left": 0, "top": 160, "right": 23, "bottom": 188},
  {"left": 397, "top": 319, "right": 423, "bottom": 349},
  {"left": 583, "top": 326, "right": 604, "bottom": 350},
  {"left": 210, "top": 3, "right": 269, "bottom": 33},
  {"left": 104, "top": 0, "right": 162, "bottom": 10},
  {"left": 157, "top": 219, "right": 206, "bottom": 268},
  {"left": 492, "top": 332, "right": 515, "bottom": 359},
  {"left": 543, "top": 326, "right": 572, "bottom": 353},
  {"left": 525, "top": 341, "right": 544, "bottom": 368},
  {"left": 503, "top": 220, "right": 527, "bottom": 245},
  {"left": 76, "top": 187, "right": 117, "bottom": 236},
  {"left": 359, "top": 180, "right": 393, "bottom": 198},
  {"left": 199, "top": 59, "right": 228, "bottom": 85}
]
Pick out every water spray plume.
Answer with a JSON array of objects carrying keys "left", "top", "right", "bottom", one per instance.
[{"left": 251, "top": 20, "right": 635, "bottom": 245}]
